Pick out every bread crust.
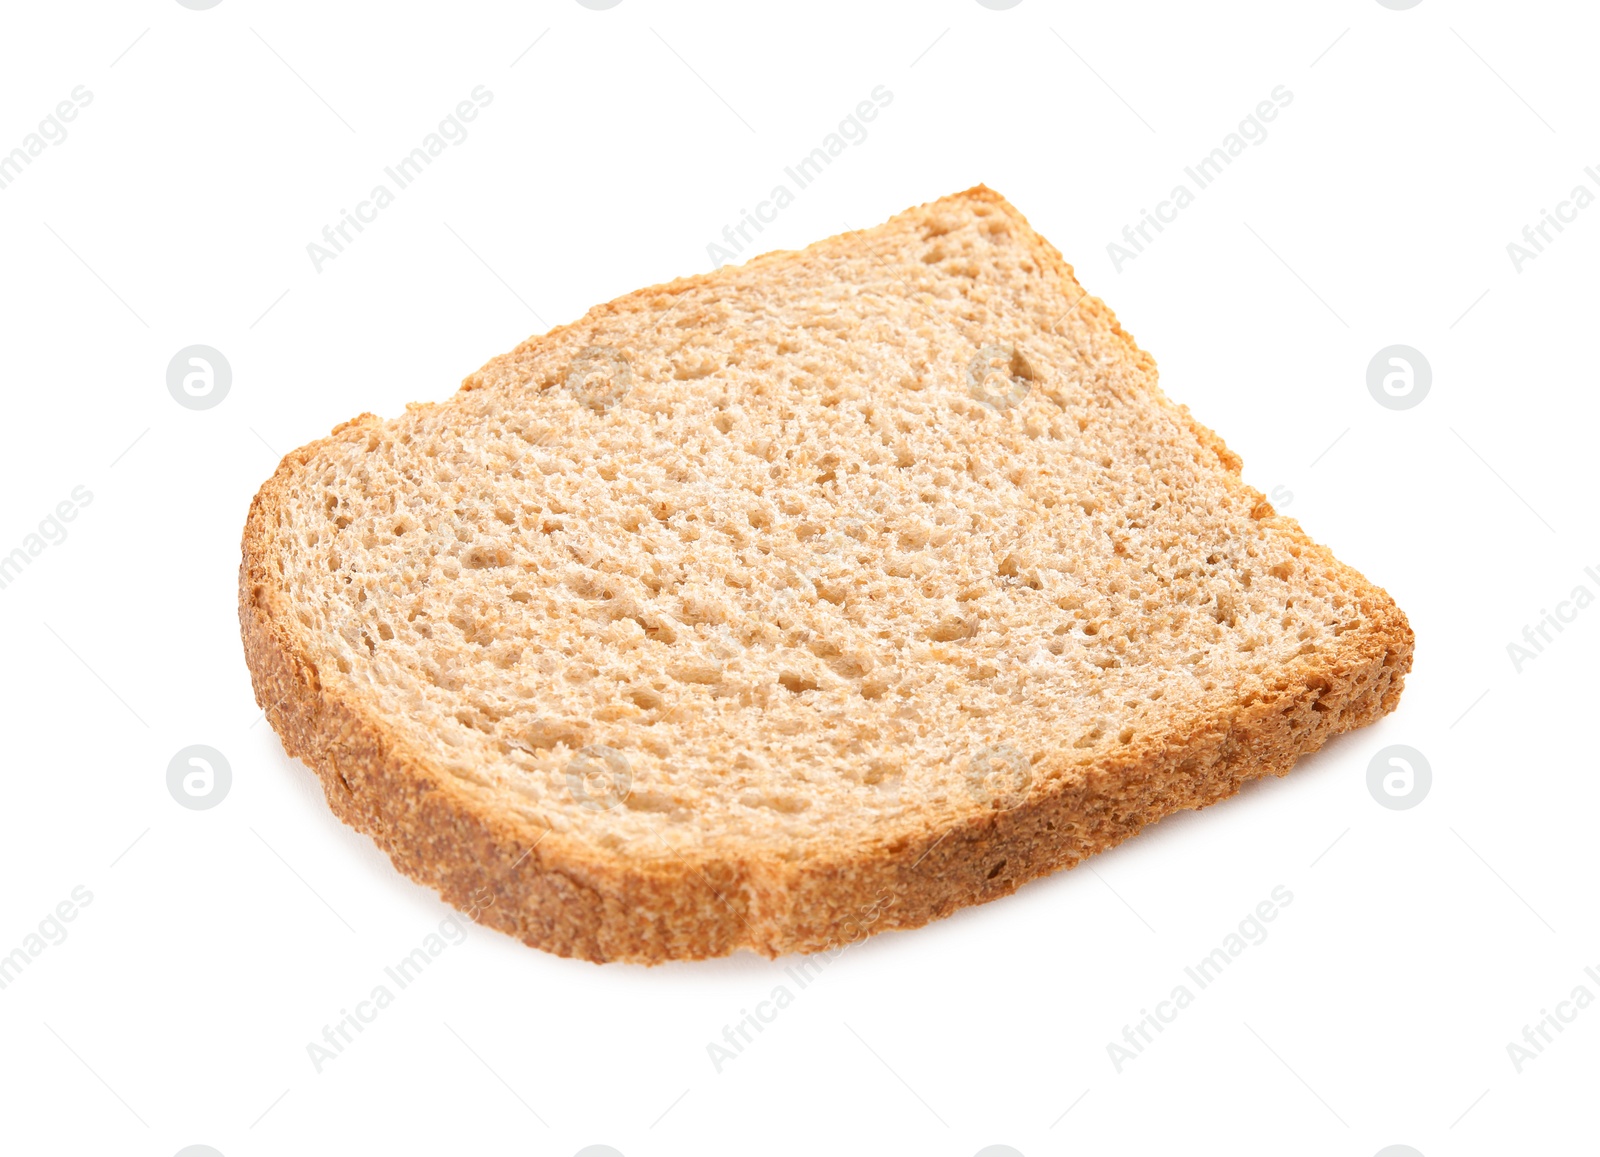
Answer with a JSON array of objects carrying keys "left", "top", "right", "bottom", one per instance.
[{"left": 239, "top": 187, "right": 1413, "bottom": 964}]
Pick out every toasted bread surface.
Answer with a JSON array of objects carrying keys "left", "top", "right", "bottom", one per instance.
[{"left": 240, "top": 186, "right": 1412, "bottom": 963}]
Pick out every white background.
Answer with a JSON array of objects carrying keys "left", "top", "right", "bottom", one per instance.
[{"left": 1, "top": 1, "right": 1595, "bottom": 1154}]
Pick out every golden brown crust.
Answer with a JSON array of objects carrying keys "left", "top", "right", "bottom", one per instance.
[{"left": 238, "top": 187, "right": 1413, "bottom": 964}]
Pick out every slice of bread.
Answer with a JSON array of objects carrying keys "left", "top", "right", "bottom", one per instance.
[{"left": 240, "top": 186, "right": 1412, "bottom": 964}]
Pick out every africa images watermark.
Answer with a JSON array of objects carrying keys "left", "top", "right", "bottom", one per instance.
[
  {"left": 0, "top": 86, "right": 93, "bottom": 193},
  {"left": 1504, "top": 963, "right": 1600, "bottom": 1073},
  {"left": 304, "top": 886, "right": 494, "bottom": 1073},
  {"left": 1106, "top": 885, "right": 1294, "bottom": 1072},
  {"left": 1106, "top": 85, "right": 1294, "bottom": 272},
  {"left": 0, "top": 885, "right": 94, "bottom": 993},
  {"left": 705, "top": 888, "right": 896, "bottom": 1073},
  {"left": 1505, "top": 164, "right": 1600, "bottom": 272},
  {"left": 0, "top": 485, "right": 93, "bottom": 594},
  {"left": 1505, "top": 564, "right": 1600, "bottom": 673},
  {"left": 306, "top": 85, "right": 494, "bottom": 273},
  {"left": 706, "top": 85, "right": 894, "bottom": 269}
]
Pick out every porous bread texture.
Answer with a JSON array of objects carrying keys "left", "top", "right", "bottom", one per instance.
[{"left": 240, "top": 186, "right": 1412, "bottom": 963}]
